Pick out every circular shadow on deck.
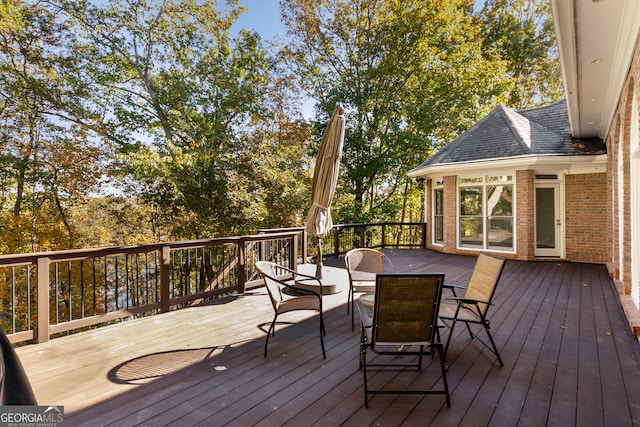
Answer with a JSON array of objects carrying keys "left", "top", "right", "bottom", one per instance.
[{"left": 107, "top": 346, "right": 236, "bottom": 385}]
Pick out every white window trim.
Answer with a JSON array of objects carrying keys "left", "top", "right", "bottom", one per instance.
[
  {"left": 456, "top": 174, "right": 516, "bottom": 254},
  {"left": 533, "top": 176, "right": 566, "bottom": 258},
  {"left": 432, "top": 182, "right": 444, "bottom": 247}
]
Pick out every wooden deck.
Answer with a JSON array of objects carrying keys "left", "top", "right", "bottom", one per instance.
[{"left": 15, "top": 249, "right": 640, "bottom": 426}]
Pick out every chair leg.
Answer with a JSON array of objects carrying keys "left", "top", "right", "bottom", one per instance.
[
  {"left": 460, "top": 319, "right": 504, "bottom": 367},
  {"left": 319, "top": 313, "right": 326, "bottom": 359},
  {"left": 482, "top": 322, "right": 503, "bottom": 367},
  {"left": 436, "top": 344, "right": 451, "bottom": 408},
  {"left": 465, "top": 322, "right": 474, "bottom": 338},
  {"left": 359, "top": 326, "right": 365, "bottom": 370},
  {"left": 264, "top": 316, "right": 277, "bottom": 358},
  {"left": 351, "top": 299, "right": 356, "bottom": 331},
  {"left": 443, "top": 319, "right": 457, "bottom": 359},
  {"left": 350, "top": 287, "right": 357, "bottom": 331},
  {"left": 361, "top": 345, "right": 369, "bottom": 408}
]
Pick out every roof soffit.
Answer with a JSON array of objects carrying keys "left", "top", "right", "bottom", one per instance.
[{"left": 551, "top": 0, "right": 640, "bottom": 139}]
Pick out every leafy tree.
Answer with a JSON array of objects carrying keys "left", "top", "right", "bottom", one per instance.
[
  {"left": 280, "top": 0, "right": 510, "bottom": 223},
  {"left": 0, "top": 0, "right": 113, "bottom": 253},
  {"left": 55, "top": 0, "right": 314, "bottom": 239},
  {"left": 477, "top": 0, "right": 563, "bottom": 109}
]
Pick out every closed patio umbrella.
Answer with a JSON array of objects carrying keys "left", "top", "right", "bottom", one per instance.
[{"left": 305, "top": 103, "right": 345, "bottom": 279}]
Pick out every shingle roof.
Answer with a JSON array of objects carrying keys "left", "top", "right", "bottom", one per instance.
[{"left": 413, "top": 99, "right": 605, "bottom": 170}]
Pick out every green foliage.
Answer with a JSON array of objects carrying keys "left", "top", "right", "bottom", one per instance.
[
  {"left": 477, "top": 0, "right": 563, "bottom": 109},
  {"left": 59, "top": 0, "right": 312, "bottom": 239},
  {"left": 0, "top": 0, "right": 116, "bottom": 252},
  {"left": 0, "top": 0, "right": 563, "bottom": 256},
  {"left": 281, "top": 0, "right": 515, "bottom": 224}
]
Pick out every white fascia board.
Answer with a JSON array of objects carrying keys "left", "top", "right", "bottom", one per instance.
[
  {"left": 407, "top": 154, "right": 607, "bottom": 180},
  {"left": 550, "top": 0, "right": 580, "bottom": 137}
]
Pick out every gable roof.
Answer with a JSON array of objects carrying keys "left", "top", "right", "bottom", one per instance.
[{"left": 411, "top": 99, "right": 605, "bottom": 173}]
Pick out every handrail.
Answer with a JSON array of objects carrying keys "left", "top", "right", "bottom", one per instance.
[{"left": 2, "top": 222, "right": 425, "bottom": 344}]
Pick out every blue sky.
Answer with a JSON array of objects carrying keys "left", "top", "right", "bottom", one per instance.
[
  {"left": 234, "top": 1, "right": 486, "bottom": 41},
  {"left": 234, "top": 0, "right": 286, "bottom": 41},
  {"left": 232, "top": 1, "right": 486, "bottom": 118}
]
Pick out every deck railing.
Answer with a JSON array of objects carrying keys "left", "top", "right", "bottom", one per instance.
[{"left": 1, "top": 222, "right": 425, "bottom": 344}]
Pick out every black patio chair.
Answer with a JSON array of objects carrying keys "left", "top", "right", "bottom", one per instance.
[
  {"left": 1, "top": 328, "right": 37, "bottom": 405},
  {"left": 439, "top": 253, "right": 506, "bottom": 366},
  {"left": 255, "top": 261, "right": 326, "bottom": 359},
  {"left": 345, "top": 248, "right": 396, "bottom": 331},
  {"left": 356, "top": 272, "right": 450, "bottom": 408}
]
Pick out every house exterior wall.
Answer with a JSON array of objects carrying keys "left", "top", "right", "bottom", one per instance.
[
  {"left": 423, "top": 179, "right": 433, "bottom": 247},
  {"left": 515, "top": 170, "right": 535, "bottom": 261},
  {"left": 607, "top": 117, "right": 620, "bottom": 280},
  {"left": 565, "top": 173, "right": 608, "bottom": 264},
  {"left": 425, "top": 170, "right": 608, "bottom": 263},
  {"left": 606, "top": 31, "right": 640, "bottom": 300},
  {"left": 443, "top": 175, "right": 459, "bottom": 254}
]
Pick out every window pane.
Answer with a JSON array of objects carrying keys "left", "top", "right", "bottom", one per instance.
[
  {"left": 435, "top": 189, "right": 443, "bottom": 215},
  {"left": 487, "top": 185, "right": 512, "bottom": 216},
  {"left": 460, "top": 217, "right": 483, "bottom": 246},
  {"left": 460, "top": 187, "right": 482, "bottom": 215},
  {"left": 435, "top": 215, "right": 443, "bottom": 243},
  {"left": 460, "top": 177, "right": 482, "bottom": 184},
  {"left": 487, "top": 175, "right": 512, "bottom": 183},
  {"left": 488, "top": 217, "right": 513, "bottom": 248},
  {"left": 536, "top": 187, "right": 556, "bottom": 248}
]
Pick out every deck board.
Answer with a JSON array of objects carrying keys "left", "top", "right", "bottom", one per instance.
[{"left": 14, "top": 249, "right": 640, "bottom": 426}]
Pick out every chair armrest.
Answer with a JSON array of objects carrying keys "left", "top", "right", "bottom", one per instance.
[
  {"left": 270, "top": 272, "right": 322, "bottom": 298},
  {"left": 274, "top": 264, "right": 322, "bottom": 286},
  {"left": 293, "top": 273, "right": 322, "bottom": 286},
  {"left": 443, "top": 283, "right": 466, "bottom": 297},
  {"left": 445, "top": 296, "right": 491, "bottom": 306}
]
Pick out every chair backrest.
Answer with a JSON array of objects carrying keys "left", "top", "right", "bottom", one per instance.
[
  {"left": 463, "top": 253, "right": 506, "bottom": 317},
  {"left": 255, "top": 261, "right": 284, "bottom": 308},
  {"left": 1, "top": 328, "right": 37, "bottom": 405},
  {"left": 372, "top": 273, "right": 444, "bottom": 346},
  {"left": 345, "top": 248, "right": 395, "bottom": 275}
]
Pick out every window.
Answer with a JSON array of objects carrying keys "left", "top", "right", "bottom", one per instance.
[
  {"left": 434, "top": 185, "right": 444, "bottom": 244},
  {"left": 458, "top": 175, "right": 514, "bottom": 251}
]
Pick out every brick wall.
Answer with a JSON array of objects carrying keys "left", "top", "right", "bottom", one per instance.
[
  {"left": 606, "top": 33, "right": 640, "bottom": 294},
  {"left": 515, "top": 170, "right": 534, "bottom": 260},
  {"left": 565, "top": 173, "right": 608, "bottom": 264},
  {"left": 443, "top": 175, "right": 458, "bottom": 253},
  {"left": 425, "top": 178, "right": 433, "bottom": 247}
]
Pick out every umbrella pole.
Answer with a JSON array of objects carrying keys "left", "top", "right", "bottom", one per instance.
[{"left": 316, "top": 238, "right": 324, "bottom": 279}]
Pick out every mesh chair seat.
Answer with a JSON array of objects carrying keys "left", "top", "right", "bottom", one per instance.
[{"left": 438, "top": 300, "right": 486, "bottom": 322}]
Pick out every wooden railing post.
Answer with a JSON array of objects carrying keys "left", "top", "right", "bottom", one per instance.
[
  {"left": 301, "top": 229, "right": 308, "bottom": 263},
  {"left": 381, "top": 223, "right": 387, "bottom": 248},
  {"left": 238, "top": 238, "right": 247, "bottom": 293},
  {"left": 291, "top": 235, "right": 299, "bottom": 272},
  {"left": 422, "top": 222, "right": 427, "bottom": 248},
  {"left": 36, "top": 257, "right": 50, "bottom": 343},
  {"left": 160, "top": 245, "right": 171, "bottom": 312}
]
